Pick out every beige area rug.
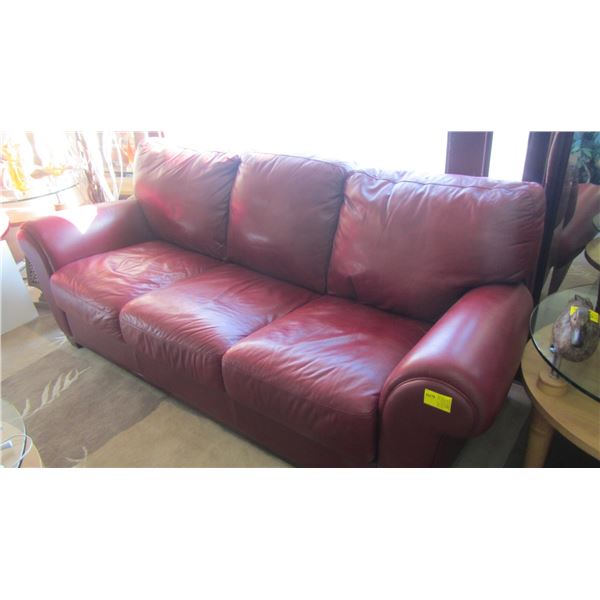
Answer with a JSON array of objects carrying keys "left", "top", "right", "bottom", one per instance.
[
  {"left": 1, "top": 306, "right": 288, "bottom": 468},
  {"left": 539, "top": 245, "right": 599, "bottom": 298},
  {"left": 559, "top": 246, "right": 599, "bottom": 291},
  {"left": 78, "top": 400, "right": 288, "bottom": 468}
]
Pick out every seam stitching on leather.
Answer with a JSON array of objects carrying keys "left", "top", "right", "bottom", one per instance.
[
  {"left": 235, "top": 402, "right": 366, "bottom": 467},
  {"left": 119, "top": 318, "right": 226, "bottom": 362},
  {"left": 224, "top": 359, "right": 377, "bottom": 462},
  {"left": 53, "top": 250, "right": 226, "bottom": 322},
  {"left": 241, "top": 151, "right": 350, "bottom": 173},
  {"left": 323, "top": 179, "right": 348, "bottom": 294},
  {"left": 223, "top": 357, "right": 378, "bottom": 420},
  {"left": 221, "top": 157, "right": 243, "bottom": 261},
  {"left": 53, "top": 285, "right": 119, "bottom": 317},
  {"left": 523, "top": 187, "right": 544, "bottom": 288},
  {"left": 352, "top": 169, "right": 536, "bottom": 194}
]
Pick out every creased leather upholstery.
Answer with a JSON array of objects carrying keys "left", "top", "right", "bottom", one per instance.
[
  {"left": 223, "top": 295, "right": 430, "bottom": 465},
  {"left": 328, "top": 171, "right": 545, "bottom": 322},
  {"left": 51, "top": 241, "right": 220, "bottom": 338},
  {"left": 120, "top": 263, "right": 315, "bottom": 388},
  {"left": 226, "top": 153, "right": 348, "bottom": 292},
  {"left": 134, "top": 140, "right": 241, "bottom": 259}
]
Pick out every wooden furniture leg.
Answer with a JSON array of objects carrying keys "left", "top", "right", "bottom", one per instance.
[{"left": 524, "top": 408, "right": 555, "bottom": 467}]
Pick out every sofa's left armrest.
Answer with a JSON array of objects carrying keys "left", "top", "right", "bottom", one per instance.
[
  {"left": 378, "top": 284, "right": 532, "bottom": 467},
  {"left": 17, "top": 198, "right": 154, "bottom": 340},
  {"left": 18, "top": 197, "right": 154, "bottom": 272}
]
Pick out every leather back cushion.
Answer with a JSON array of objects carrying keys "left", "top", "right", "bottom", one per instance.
[
  {"left": 134, "top": 141, "right": 240, "bottom": 259},
  {"left": 226, "top": 153, "right": 348, "bottom": 292},
  {"left": 328, "top": 171, "right": 545, "bottom": 322}
]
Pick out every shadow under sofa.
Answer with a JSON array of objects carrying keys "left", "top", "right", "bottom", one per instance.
[{"left": 17, "top": 140, "right": 546, "bottom": 467}]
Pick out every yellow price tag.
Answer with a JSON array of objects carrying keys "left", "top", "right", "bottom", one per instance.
[
  {"left": 569, "top": 306, "right": 599, "bottom": 324},
  {"left": 423, "top": 389, "right": 453, "bottom": 413}
]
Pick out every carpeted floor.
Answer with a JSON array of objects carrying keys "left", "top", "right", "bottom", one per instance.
[{"left": 1, "top": 247, "right": 597, "bottom": 468}]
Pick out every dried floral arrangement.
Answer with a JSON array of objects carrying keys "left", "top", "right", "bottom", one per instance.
[{"left": 0, "top": 131, "right": 156, "bottom": 204}]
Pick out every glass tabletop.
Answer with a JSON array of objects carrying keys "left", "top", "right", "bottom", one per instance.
[
  {"left": 530, "top": 285, "right": 600, "bottom": 401},
  {"left": 0, "top": 170, "right": 80, "bottom": 204},
  {"left": 0, "top": 399, "right": 27, "bottom": 467}
]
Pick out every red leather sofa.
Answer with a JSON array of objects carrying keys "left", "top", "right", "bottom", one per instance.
[{"left": 18, "top": 141, "right": 546, "bottom": 467}]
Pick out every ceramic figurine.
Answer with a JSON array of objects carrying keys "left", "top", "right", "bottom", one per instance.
[{"left": 551, "top": 295, "right": 600, "bottom": 364}]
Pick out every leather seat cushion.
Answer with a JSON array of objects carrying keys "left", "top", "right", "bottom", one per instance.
[
  {"left": 51, "top": 241, "right": 221, "bottom": 338},
  {"left": 222, "top": 295, "right": 430, "bottom": 465},
  {"left": 119, "top": 264, "right": 316, "bottom": 389}
]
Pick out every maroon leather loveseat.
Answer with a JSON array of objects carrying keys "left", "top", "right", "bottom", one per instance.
[{"left": 18, "top": 140, "right": 545, "bottom": 467}]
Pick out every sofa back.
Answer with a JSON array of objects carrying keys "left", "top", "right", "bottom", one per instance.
[
  {"left": 226, "top": 153, "right": 348, "bottom": 292},
  {"left": 327, "top": 171, "right": 545, "bottom": 321},
  {"left": 132, "top": 142, "right": 545, "bottom": 319},
  {"left": 134, "top": 141, "right": 240, "bottom": 260}
]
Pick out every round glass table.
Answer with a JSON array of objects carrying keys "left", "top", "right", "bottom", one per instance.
[
  {"left": 1, "top": 399, "right": 28, "bottom": 467},
  {"left": 0, "top": 169, "right": 80, "bottom": 205},
  {"left": 529, "top": 284, "right": 600, "bottom": 402},
  {"left": 0, "top": 181, "right": 78, "bottom": 205}
]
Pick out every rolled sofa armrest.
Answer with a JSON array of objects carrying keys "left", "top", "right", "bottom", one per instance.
[
  {"left": 378, "top": 284, "right": 532, "bottom": 467},
  {"left": 17, "top": 198, "right": 154, "bottom": 339},
  {"left": 18, "top": 197, "right": 154, "bottom": 272}
]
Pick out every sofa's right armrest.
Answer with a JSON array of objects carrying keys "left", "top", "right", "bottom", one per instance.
[
  {"left": 18, "top": 197, "right": 154, "bottom": 272},
  {"left": 17, "top": 198, "right": 154, "bottom": 340},
  {"left": 378, "top": 284, "right": 532, "bottom": 467}
]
